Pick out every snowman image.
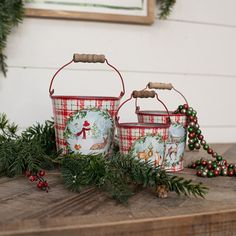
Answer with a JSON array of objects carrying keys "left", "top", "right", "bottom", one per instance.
[{"left": 64, "top": 109, "right": 114, "bottom": 155}]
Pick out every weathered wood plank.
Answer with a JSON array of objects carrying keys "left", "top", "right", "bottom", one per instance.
[{"left": 0, "top": 144, "right": 236, "bottom": 236}]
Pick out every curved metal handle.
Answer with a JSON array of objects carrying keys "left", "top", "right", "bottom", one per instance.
[
  {"left": 73, "top": 54, "right": 105, "bottom": 63},
  {"left": 116, "top": 91, "right": 170, "bottom": 126},
  {"left": 148, "top": 82, "right": 173, "bottom": 90},
  {"left": 49, "top": 55, "right": 125, "bottom": 97}
]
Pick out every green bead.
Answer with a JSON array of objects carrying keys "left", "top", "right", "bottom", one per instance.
[
  {"left": 196, "top": 129, "right": 201, "bottom": 135},
  {"left": 188, "top": 144, "right": 195, "bottom": 150},
  {"left": 186, "top": 110, "right": 192, "bottom": 116},
  {"left": 216, "top": 155, "right": 223, "bottom": 161},
  {"left": 207, "top": 171, "right": 214, "bottom": 178},
  {"left": 192, "top": 110, "right": 197, "bottom": 116},
  {"left": 212, "top": 163, "right": 217, "bottom": 169},
  {"left": 196, "top": 166, "right": 204, "bottom": 170},
  {"left": 221, "top": 169, "right": 228, "bottom": 176},
  {"left": 178, "top": 105, "right": 183, "bottom": 111},
  {"left": 188, "top": 107, "right": 193, "bottom": 112},
  {"left": 188, "top": 127, "right": 194, "bottom": 133},
  {"left": 193, "top": 138, "right": 198, "bottom": 143},
  {"left": 203, "top": 144, "right": 209, "bottom": 150},
  {"left": 196, "top": 160, "right": 201, "bottom": 166},
  {"left": 228, "top": 164, "right": 234, "bottom": 169}
]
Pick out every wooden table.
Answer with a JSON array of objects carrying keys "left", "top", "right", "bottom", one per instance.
[{"left": 0, "top": 144, "right": 236, "bottom": 236}]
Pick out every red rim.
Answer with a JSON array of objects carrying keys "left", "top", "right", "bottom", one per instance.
[
  {"left": 51, "top": 95, "right": 121, "bottom": 101},
  {"left": 117, "top": 122, "right": 170, "bottom": 129},
  {"left": 136, "top": 110, "right": 185, "bottom": 117}
]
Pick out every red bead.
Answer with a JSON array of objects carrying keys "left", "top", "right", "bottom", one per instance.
[
  {"left": 188, "top": 133, "right": 196, "bottom": 139},
  {"left": 43, "top": 182, "right": 48, "bottom": 187},
  {"left": 29, "top": 175, "right": 36, "bottom": 182},
  {"left": 228, "top": 170, "right": 234, "bottom": 177},
  {"left": 196, "top": 170, "right": 202, "bottom": 176},
  {"left": 212, "top": 152, "right": 217, "bottom": 158},
  {"left": 201, "top": 160, "right": 207, "bottom": 166},
  {"left": 198, "top": 134, "right": 204, "bottom": 141},
  {"left": 233, "top": 167, "right": 236, "bottom": 174},
  {"left": 183, "top": 104, "right": 189, "bottom": 109},
  {"left": 39, "top": 170, "right": 45, "bottom": 177},
  {"left": 213, "top": 170, "right": 220, "bottom": 176},
  {"left": 207, "top": 148, "right": 213, "bottom": 154},
  {"left": 189, "top": 116, "right": 194, "bottom": 121},
  {"left": 193, "top": 118, "right": 198, "bottom": 123},
  {"left": 191, "top": 163, "right": 197, "bottom": 168},
  {"left": 207, "top": 164, "right": 213, "bottom": 170}
]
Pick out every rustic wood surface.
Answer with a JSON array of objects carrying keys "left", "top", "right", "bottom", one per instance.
[{"left": 0, "top": 143, "right": 236, "bottom": 236}]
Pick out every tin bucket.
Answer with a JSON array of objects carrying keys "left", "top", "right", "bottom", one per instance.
[
  {"left": 116, "top": 90, "right": 170, "bottom": 167},
  {"left": 49, "top": 54, "right": 125, "bottom": 155},
  {"left": 136, "top": 82, "right": 188, "bottom": 172}
]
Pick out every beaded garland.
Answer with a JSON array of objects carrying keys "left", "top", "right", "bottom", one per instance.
[{"left": 175, "top": 104, "right": 234, "bottom": 178}]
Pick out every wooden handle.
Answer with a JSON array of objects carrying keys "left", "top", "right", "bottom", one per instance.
[
  {"left": 148, "top": 82, "right": 173, "bottom": 90},
  {"left": 73, "top": 54, "right": 106, "bottom": 63},
  {"left": 132, "top": 90, "right": 156, "bottom": 98}
]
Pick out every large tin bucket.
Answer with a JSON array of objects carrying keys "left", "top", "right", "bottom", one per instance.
[
  {"left": 136, "top": 82, "right": 188, "bottom": 172},
  {"left": 116, "top": 90, "right": 170, "bottom": 167},
  {"left": 49, "top": 54, "right": 125, "bottom": 155}
]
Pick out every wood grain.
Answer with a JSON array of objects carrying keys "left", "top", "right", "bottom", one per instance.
[{"left": 0, "top": 143, "right": 236, "bottom": 236}]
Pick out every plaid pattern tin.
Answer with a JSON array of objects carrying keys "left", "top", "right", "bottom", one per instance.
[
  {"left": 117, "top": 123, "right": 169, "bottom": 154},
  {"left": 137, "top": 110, "right": 187, "bottom": 172},
  {"left": 52, "top": 96, "right": 120, "bottom": 154}
]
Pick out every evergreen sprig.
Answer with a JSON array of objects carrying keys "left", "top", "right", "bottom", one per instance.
[
  {"left": 158, "top": 0, "right": 176, "bottom": 19},
  {"left": 61, "top": 152, "right": 208, "bottom": 203},
  {"left": 0, "top": 113, "right": 57, "bottom": 177},
  {"left": 0, "top": 0, "right": 24, "bottom": 76}
]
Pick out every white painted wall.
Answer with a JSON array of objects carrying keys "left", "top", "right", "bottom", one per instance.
[{"left": 0, "top": 0, "right": 236, "bottom": 143}]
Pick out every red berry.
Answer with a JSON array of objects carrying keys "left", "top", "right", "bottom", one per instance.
[
  {"left": 43, "top": 181, "right": 48, "bottom": 187},
  {"left": 214, "top": 170, "right": 220, "bottom": 176},
  {"left": 39, "top": 170, "right": 45, "bottom": 177},
  {"left": 29, "top": 175, "right": 36, "bottom": 182},
  {"left": 37, "top": 181, "right": 44, "bottom": 189}
]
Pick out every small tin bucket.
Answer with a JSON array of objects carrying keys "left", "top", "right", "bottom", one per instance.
[
  {"left": 49, "top": 54, "right": 125, "bottom": 155},
  {"left": 136, "top": 82, "right": 188, "bottom": 172},
  {"left": 116, "top": 90, "right": 170, "bottom": 166}
]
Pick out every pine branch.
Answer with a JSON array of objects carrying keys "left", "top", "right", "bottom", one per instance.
[
  {"left": 158, "top": 0, "right": 176, "bottom": 19},
  {"left": 61, "top": 152, "right": 208, "bottom": 203},
  {"left": 0, "top": 113, "right": 58, "bottom": 177},
  {"left": 0, "top": 0, "right": 24, "bottom": 76}
]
